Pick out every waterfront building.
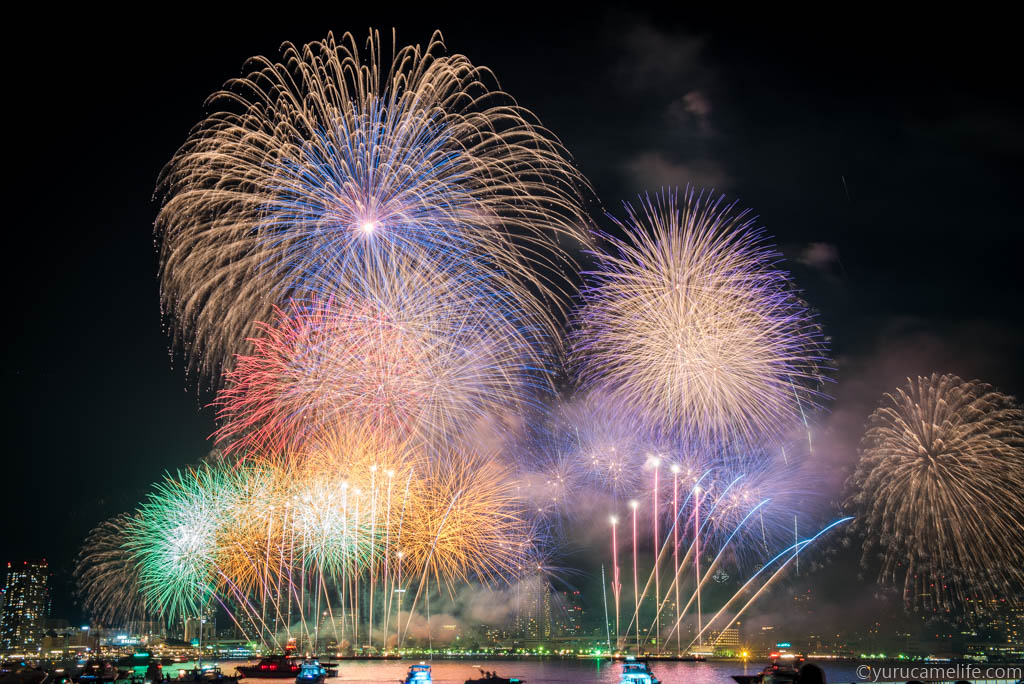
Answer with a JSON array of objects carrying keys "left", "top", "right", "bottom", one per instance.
[
  {"left": 514, "top": 577, "right": 553, "bottom": 640},
  {"left": 558, "top": 590, "right": 583, "bottom": 636},
  {"left": 0, "top": 560, "right": 50, "bottom": 652},
  {"left": 183, "top": 615, "right": 216, "bottom": 645},
  {"left": 709, "top": 627, "right": 740, "bottom": 655}
]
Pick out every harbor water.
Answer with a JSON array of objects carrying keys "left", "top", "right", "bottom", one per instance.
[{"left": 155, "top": 658, "right": 1024, "bottom": 683}]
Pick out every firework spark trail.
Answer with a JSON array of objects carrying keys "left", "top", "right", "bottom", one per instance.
[
  {"left": 620, "top": 472, "right": 735, "bottom": 648},
  {"left": 105, "top": 428, "right": 535, "bottom": 648},
  {"left": 602, "top": 564, "right": 612, "bottom": 652},
  {"left": 614, "top": 454, "right": 820, "bottom": 652},
  {"left": 610, "top": 516, "right": 621, "bottom": 645},
  {"left": 651, "top": 458, "right": 661, "bottom": 646},
  {"left": 616, "top": 471, "right": 721, "bottom": 648},
  {"left": 156, "top": 30, "right": 591, "bottom": 379},
  {"left": 847, "top": 373, "right": 1024, "bottom": 615},
  {"left": 631, "top": 499, "right": 639, "bottom": 651},
  {"left": 400, "top": 490, "right": 462, "bottom": 646},
  {"left": 679, "top": 516, "right": 853, "bottom": 651},
  {"left": 572, "top": 188, "right": 831, "bottom": 444},
  {"left": 672, "top": 467, "right": 681, "bottom": 653},
  {"left": 643, "top": 499, "right": 770, "bottom": 649}
]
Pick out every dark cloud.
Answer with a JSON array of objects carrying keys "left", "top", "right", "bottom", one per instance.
[
  {"left": 667, "top": 90, "right": 714, "bottom": 135},
  {"left": 797, "top": 242, "right": 841, "bottom": 271},
  {"left": 614, "top": 24, "right": 708, "bottom": 90},
  {"left": 624, "top": 152, "right": 731, "bottom": 193},
  {"left": 610, "top": 18, "right": 730, "bottom": 194}
]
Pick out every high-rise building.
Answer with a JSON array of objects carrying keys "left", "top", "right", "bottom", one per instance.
[
  {"left": 558, "top": 590, "right": 584, "bottom": 636},
  {"left": 514, "top": 577, "right": 553, "bottom": 640},
  {"left": 183, "top": 615, "right": 216, "bottom": 645},
  {"left": 1, "top": 560, "right": 50, "bottom": 652}
]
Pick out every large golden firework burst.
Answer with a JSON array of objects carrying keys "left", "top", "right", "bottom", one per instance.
[
  {"left": 572, "top": 189, "right": 830, "bottom": 443},
  {"left": 848, "top": 373, "right": 1024, "bottom": 614}
]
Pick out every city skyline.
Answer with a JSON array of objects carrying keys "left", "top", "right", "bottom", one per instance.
[{"left": 3, "top": 557, "right": 1019, "bottom": 662}]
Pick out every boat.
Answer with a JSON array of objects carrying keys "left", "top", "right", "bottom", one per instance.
[
  {"left": 293, "top": 662, "right": 326, "bottom": 684},
  {"left": 171, "top": 666, "right": 240, "bottom": 684},
  {"left": 0, "top": 661, "right": 48, "bottom": 684},
  {"left": 47, "top": 668, "right": 74, "bottom": 684},
  {"left": 312, "top": 662, "right": 337, "bottom": 678},
  {"left": 618, "top": 657, "right": 660, "bottom": 684},
  {"left": 74, "top": 660, "right": 126, "bottom": 684},
  {"left": 140, "top": 662, "right": 164, "bottom": 684},
  {"left": 235, "top": 656, "right": 302, "bottom": 679},
  {"left": 463, "top": 670, "right": 524, "bottom": 684},
  {"left": 730, "top": 653, "right": 815, "bottom": 684},
  {"left": 400, "top": 663, "right": 431, "bottom": 683}
]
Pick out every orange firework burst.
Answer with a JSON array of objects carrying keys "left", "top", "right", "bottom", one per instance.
[
  {"left": 213, "top": 461, "right": 292, "bottom": 598},
  {"left": 399, "top": 449, "right": 530, "bottom": 590}
]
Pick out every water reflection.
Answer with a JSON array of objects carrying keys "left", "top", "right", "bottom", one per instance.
[{"left": 157, "top": 658, "right": 869, "bottom": 684}]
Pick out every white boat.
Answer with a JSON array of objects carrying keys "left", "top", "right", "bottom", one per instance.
[
  {"left": 618, "top": 658, "right": 660, "bottom": 684},
  {"left": 294, "top": 661, "right": 327, "bottom": 684},
  {"left": 400, "top": 663, "right": 431, "bottom": 683}
]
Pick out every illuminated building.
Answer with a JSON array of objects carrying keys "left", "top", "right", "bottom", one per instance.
[
  {"left": 558, "top": 590, "right": 583, "bottom": 636},
  {"left": 183, "top": 615, "right": 215, "bottom": 645},
  {"left": 514, "top": 577, "right": 552, "bottom": 640},
  {"left": 710, "top": 627, "right": 740, "bottom": 651},
  {"left": 0, "top": 560, "right": 50, "bottom": 652}
]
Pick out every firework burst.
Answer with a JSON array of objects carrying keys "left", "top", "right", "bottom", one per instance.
[
  {"left": 75, "top": 514, "right": 155, "bottom": 627},
  {"left": 209, "top": 462, "right": 288, "bottom": 597},
  {"left": 287, "top": 421, "right": 419, "bottom": 574},
  {"left": 571, "top": 188, "right": 830, "bottom": 443},
  {"left": 401, "top": 448, "right": 530, "bottom": 590},
  {"left": 555, "top": 391, "right": 672, "bottom": 498},
  {"left": 847, "top": 373, "right": 1024, "bottom": 614},
  {"left": 156, "top": 30, "right": 590, "bottom": 378},
  {"left": 124, "top": 465, "right": 234, "bottom": 619},
  {"left": 213, "top": 253, "right": 550, "bottom": 452}
]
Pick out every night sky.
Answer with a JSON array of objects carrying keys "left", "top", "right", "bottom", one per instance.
[{"left": 6, "top": 8, "right": 1022, "bottom": 622}]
